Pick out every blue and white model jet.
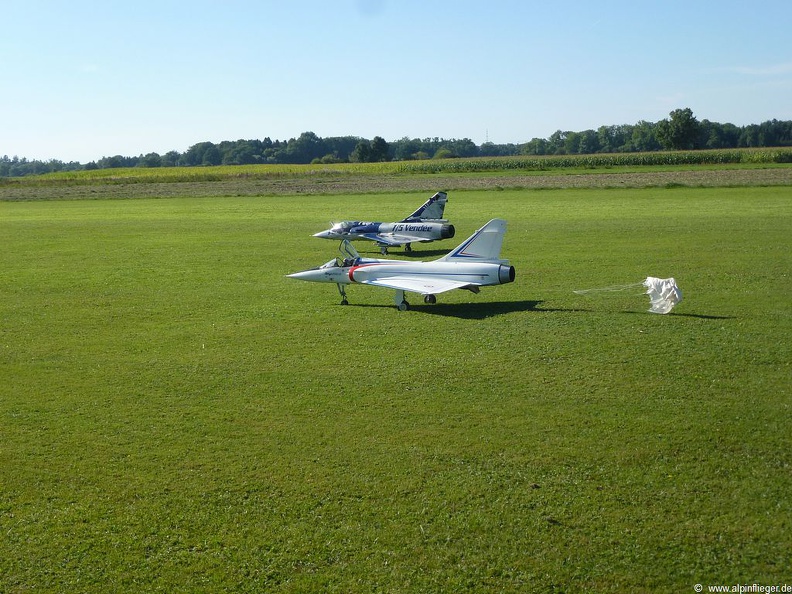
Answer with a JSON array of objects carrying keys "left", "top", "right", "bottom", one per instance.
[
  {"left": 313, "top": 191, "right": 455, "bottom": 254},
  {"left": 289, "top": 219, "right": 515, "bottom": 311}
]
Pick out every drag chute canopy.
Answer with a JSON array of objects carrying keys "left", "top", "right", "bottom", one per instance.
[
  {"left": 643, "top": 277, "right": 682, "bottom": 314},
  {"left": 574, "top": 276, "right": 683, "bottom": 314}
]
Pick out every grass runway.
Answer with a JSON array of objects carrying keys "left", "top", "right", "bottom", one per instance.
[{"left": 1, "top": 184, "right": 790, "bottom": 592}]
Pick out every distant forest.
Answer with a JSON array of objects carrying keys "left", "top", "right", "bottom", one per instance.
[{"left": 2, "top": 108, "right": 791, "bottom": 177}]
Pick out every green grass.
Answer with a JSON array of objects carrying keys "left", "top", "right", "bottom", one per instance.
[{"left": 1, "top": 187, "right": 790, "bottom": 592}]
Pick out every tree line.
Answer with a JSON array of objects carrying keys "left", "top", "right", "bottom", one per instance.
[{"left": 2, "top": 109, "right": 791, "bottom": 177}]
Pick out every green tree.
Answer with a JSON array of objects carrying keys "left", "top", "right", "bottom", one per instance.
[
  {"left": 161, "top": 151, "right": 180, "bottom": 167},
  {"left": 629, "top": 120, "right": 661, "bottom": 152},
  {"left": 369, "top": 136, "right": 390, "bottom": 162},
  {"left": 393, "top": 137, "right": 422, "bottom": 160},
  {"left": 521, "top": 138, "right": 549, "bottom": 155},
  {"left": 138, "top": 152, "right": 162, "bottom": 167},
  {"left": 221, "top": 140, "right": 261, "bottom": 165},
  {"left": 656, "top": 108, "right": 700, "bottom": 150},
  {"left": 350, "top": 140, "right": 371, "bottom": 163},
  {"left": 564, "top": 131, "right": 581, "bottom": 154},
  {"left": 448, "top": 138, "right": 478, "bottom": 158},
  {"left": 180, "top": 142, "right": 216, "bottom": 166},
  {"left": 324, "top": 136, "right": 359, "bottom": 161},
  {"left": 202, "top": 145, "right": 221, "bottom": 166},
  {"left": 738, "top": 125, "right": 760, "bottom": 147},
  {"left": 548, "top": 130, "right": 569, "bottom": 154},
  {"left": 284, "top": 131, "right": 325, "bottom": 163},
  {"left": 597, "top": 125, "right": 630, "bottom": 153},
  {"left": 98, "top": 155, "right": 126, "bottom": 168},
  {"left": 481, "top": 141, "right": 519, "bottom": 156}
]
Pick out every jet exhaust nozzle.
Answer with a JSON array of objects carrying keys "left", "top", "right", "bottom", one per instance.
[
  {"left": 499, "top": 265, "right": 516, "bottom": 284},
  {"left": 441, "top": 224, "right": 455, "bottom": 239}
]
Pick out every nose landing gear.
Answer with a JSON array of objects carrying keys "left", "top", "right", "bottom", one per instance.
[{"left": 337, "top": 283, "right": 349, "bottom": 305}]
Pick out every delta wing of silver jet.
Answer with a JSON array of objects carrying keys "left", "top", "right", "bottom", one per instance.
[
  {"left": 288, "top": 219, "right": 515, "bottom": 310},
  {"left": 312, "top": 191, "right": 455, "bottom": 254}
]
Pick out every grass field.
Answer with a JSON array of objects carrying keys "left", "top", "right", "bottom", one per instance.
[{"left": 1, "top": 183, "right": 790, "bottom": 592}]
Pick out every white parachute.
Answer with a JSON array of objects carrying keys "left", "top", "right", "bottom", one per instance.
[
  {"left": 574, "top": 277, "right": 683, "bottom": 314},
  {"left": 642, "top": 277, "right": 683, "bottom": 314}
]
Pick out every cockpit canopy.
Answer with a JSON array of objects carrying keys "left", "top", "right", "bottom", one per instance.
[
  {"left": 331, "top": 221, "right": 377, "bottom": 234},
  {"left": 332, "top": 221, "right": 365, "bottom": 232},
  {"left": 337, "top": 239, "right": 361, "bottom": 267},
  {"left": 319, "top": 240, "right": 362, "bottom": 268},
  {"left": 330, "top": 221, "right": 352, "bottom": 232}
]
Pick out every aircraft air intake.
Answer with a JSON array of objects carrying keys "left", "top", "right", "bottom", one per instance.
[
  {"left": 441, "top": 224, "right": 455, "bottom": 239},
  {"left": 499, "top": 265, "right": 516, "bottom": 284}
]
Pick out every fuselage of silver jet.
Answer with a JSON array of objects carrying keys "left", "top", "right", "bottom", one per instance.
[
  {"left": 313, "top": 191, "right": 454, "bottom": 253},
  {"left": 289, "top": 218, "right": 515, "bottom": 310}
]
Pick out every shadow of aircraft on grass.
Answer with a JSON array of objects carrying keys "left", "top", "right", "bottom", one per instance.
[
  {"left": 618, "top": 311, "right": 735, "bottom": 320},
  {"left": 412, "top": 300, "right": 544, "bottom": 319},
  {"left": 357, "top": 248, "right": 452, "bottom": 259},
  {"left": 666, "top": 312, "right": 735, "bottom": 320},
  {"left": 347, "top": 300, "right": 545, "bottom": 319},
  {"left": 343, "top": 300, "right": 732, "bottom": 321}
]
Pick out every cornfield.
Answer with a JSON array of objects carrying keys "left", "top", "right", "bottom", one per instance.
[
  {"left": 395, "top": 148, "right": 792, "bottom": 174},
  {"left": 7, "top": 147, "right": 791, "bottom": 186}
]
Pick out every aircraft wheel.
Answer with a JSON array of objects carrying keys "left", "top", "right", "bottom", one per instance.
[
  {"left": 340, "top": 299, "right": 349, "bottom": 305},
  {"left": 397, "top": 301, "right": 409, "bottom": 311},
  {"left": 405, "top": 244, "right": 412, "bottom": 252},
  {"left": 424, "top": 294, "right": 436, "bottom": 304}
]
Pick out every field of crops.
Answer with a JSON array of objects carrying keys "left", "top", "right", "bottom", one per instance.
[
  {"left": 2, "top": 148, "right": 791, "bottom": 188},
  {"left": 2, "top": 153, "right": 791, "bottom": 204},
  {"left": 1, "top": 167, "right": 790, "bottom": 592}
]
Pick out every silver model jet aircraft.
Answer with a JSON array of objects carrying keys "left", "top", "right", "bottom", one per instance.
[
  {"left": 312, "top": 191, "right": 455, "bottom": 254},
  {"left": 288, "top": 219, "right": 515, "bottom": 310}
]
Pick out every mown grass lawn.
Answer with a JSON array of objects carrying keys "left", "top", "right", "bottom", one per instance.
[{"left": 1, "top": 186, "right": 790, "bottom": 592}]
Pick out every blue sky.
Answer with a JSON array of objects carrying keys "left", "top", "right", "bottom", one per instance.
[{"left": 2, "top": 0, "right": 790, "bottom": 163}]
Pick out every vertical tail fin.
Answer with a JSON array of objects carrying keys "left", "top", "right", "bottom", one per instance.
[
  {"left": 438, "top": 219, "right": 507, "bottom": 262},
  {"left": 402, "top": 191, "right": 447, "bottom": 221}
]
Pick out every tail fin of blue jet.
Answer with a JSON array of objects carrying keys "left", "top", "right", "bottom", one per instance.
[
  {"left": 402, "top": 191, "right": 447, "bottom": 222},
  {"left": 438, "top": 219, "right": 507, "bottom": 263}
]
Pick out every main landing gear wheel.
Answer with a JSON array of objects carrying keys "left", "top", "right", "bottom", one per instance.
[
  {"left": 394, "top": 289, "right": 408, "bottom": 311},
  {"left": 405, "top": 244, "right": 412, "bottom": 253},
  {"left": 423, "top": 294, "right": 437, "bottom": 304}
]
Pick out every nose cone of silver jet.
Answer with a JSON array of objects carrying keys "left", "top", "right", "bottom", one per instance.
[
  {"left": 287, "top": 269, "right": 328, "bottom": 282},
  {"left": 313, "top": 230, "right": 336, "bottom": 239}
]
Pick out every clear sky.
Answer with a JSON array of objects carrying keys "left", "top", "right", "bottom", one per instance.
[{"left": 2, "top": 0, "right": 790, "bottom": 163}]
